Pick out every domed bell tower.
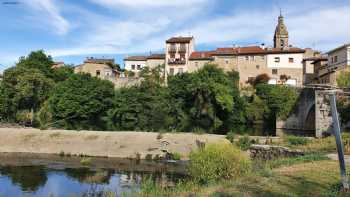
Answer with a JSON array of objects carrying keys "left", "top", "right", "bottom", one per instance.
[{"left": 274, "top": 12, "right": 289, "bottom": 49}]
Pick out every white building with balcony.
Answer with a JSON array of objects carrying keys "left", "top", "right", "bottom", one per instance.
[{"left": 165, "top": 36, "right": 195, "bottom": 76}]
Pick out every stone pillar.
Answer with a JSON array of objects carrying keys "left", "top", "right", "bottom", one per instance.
[{"left": 315, "top": 90, "right": 333, "bottom": 138}]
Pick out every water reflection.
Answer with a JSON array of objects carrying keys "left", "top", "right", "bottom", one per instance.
[
  {"left": 0, "top": 165, "right": 184, "bottom": 197},
  {"left": 0, "top": 166, "right": 47, "bottom": 192}
]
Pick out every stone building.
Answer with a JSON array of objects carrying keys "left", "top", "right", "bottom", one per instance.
[
  {"left": 313, "top": 44, "right": 350, "bottom": 86},
  {"left": 74, "top": 57, "right": 120, "bottom": 80}
]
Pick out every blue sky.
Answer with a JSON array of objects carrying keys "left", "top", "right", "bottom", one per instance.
[{"left": 0, "top": 0, "right": 349, "bottom": 71}]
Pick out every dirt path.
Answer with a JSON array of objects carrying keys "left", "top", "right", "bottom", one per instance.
[{"left": 0, "top": 128, "right": 227, "bottom": 160}]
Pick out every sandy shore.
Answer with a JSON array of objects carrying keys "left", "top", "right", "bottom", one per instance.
[{"left": 0, "top": 128, "right": 227, "bottom": 160}]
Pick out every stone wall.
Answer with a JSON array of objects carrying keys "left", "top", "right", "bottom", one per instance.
[{"left": 249, "top": 144, "right": 304, "bottom": 160}]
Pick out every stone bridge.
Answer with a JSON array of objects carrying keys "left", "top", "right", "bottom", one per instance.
[{"left": 276, "top": 86, "right": 349, "bottom": 138}]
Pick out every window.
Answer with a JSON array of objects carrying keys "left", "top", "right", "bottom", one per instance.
[
  {"left": 96, "top": 70, "right": 100, "bottom": 76},
  {"left": 245, "top": 56, "right": 249, "bottom": 61},
  {"left": 272, "top": 69, "right": 278, "bottom": 75},
  {"left": 169, "top": 68, "right": 175, "bottom": 76},
  {"left": 178, "top": 68, "right": 183, "bottom": 74},
  {"left": 170, "top": 53, "right": 175, "bottom": 58},
  {"left": 256, "top": 65, "right": 260, "bottom": 69},
  {"left": 261, "top": 55, "right": 265, "bottom": 60},
  {"left": 225, "top": 59, "right": 229, "bottom": 64},
  {"left": 137, "top": 65, "right": 141, "bottom": 70},
  {"left": 180, "top": 53, "right": 185, "bottom": 60},
  {"left": 195, "top": 62, "right": 199, "bottom": 67},
  {"left": 131, "top": 65, "right": 135, "bottom": 70},
  {"left": 250, "top": 56, "right": 255, "bottom": 61},
  {"left": 289, "top": 58, "right": 294, "bottom": 63},
  {"left": 274, "top": 57, "right": 280, "bottom": 63},
  {"left": 334, "top": 56, "right": 338, "bottom": 63}
]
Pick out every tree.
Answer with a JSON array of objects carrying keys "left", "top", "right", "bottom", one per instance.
[
  {"left": 337, "top": 71, "right": 350, "bottom": 88},
  {"left": 250, "top": 73, "right": 270, "bottom": 86},
  {"left": 16, "top": 50, "right": 54, "bottom": 79},
  {"left": 0, "top": 67, "right": 54, "bottom": 121},
  {"left": 168, "top": 64, "right": 239, "bottom": 133},
  {"left": 48, "top": 73, "right": 114, "bottom": 130},
  {"left": 256, "top": 84, "right": 298, "bottom": 121},
  {"left": 107, "top": 65, "right": 173, "bottom": 131}
]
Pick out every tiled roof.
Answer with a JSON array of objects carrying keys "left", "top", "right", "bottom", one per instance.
[
  {"left": 311, "top": 58, "right": 328, "bottom": 64},
  {"left": 166, "top": 36, "right": 193, "bottom": 43},
  {"left": 189, "top": 51, "right": 215, "bottom": 60},
  {"left": 147, "top": 54, "right": 165, "bottom": 59},
  {"left": 214, "top": 46, "right": 305, "bottom": 56},
  {"left": 124, "top": 56, "right": 148, "bottom": 61}
]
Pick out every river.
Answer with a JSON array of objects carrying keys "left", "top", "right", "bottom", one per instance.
[{"left": 0, "top": 153, "right": 186, "bottom": 197}]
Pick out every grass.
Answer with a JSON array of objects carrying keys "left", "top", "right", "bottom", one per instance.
[
  {"left": 80, "top": 157, "right": 92, "bottom": 166},
  {"left": 129, "top": 160, "right": 349, "bottom": 197}
]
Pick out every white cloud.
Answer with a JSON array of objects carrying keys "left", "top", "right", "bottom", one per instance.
[
  {"left": 47, "top": 1, "right": 350, "bottom": 60},
  {"left": 89, "top": 0, "right": 208, "bottom": 8},
  {"left": 24, "top": 0, "right": 70, "bottom": 35}
]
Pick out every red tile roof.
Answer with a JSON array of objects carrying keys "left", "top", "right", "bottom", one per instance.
[
  {"left": 214, "top": 46, "right": 305, "bottom": 55},
  {"left": 147, "top": 54, "right": 165, "bottom": 59},
  {"left": 124, "top": 56, "right": 148, "bottom": 61},
  {"left": 166, "top": 36, "right": 193, "bottom": 43},
  {"left": 189, "top": 51, "right": 215, "bottom": 60}
]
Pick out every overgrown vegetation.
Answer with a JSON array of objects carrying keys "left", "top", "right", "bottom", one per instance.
[{"left": 188, "top": 142, "right": 251, "bottom": 184}]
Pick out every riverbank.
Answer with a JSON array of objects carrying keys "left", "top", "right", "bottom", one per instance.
[{"left": 0, "top": 128, "right": 226, "bottom": 160}]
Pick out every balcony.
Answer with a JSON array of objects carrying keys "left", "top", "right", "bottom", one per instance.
[
  {"left": 168, "top": 58, "right": 186, "bottom": 65},
  {"left": 179, "top": 45, "right": 187, "bottom": 53},
  {"left": 168, "top": 46, "right": 177, "bottom": 53}
]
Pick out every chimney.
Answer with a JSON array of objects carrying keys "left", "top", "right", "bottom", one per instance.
[{"left": 260, "top": 43, "right": 266, "bottom": 50}]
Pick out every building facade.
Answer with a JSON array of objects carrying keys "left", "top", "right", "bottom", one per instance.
[
  {"left": 74, "top": 58, "right": 119, "bottom": 80},
  {"left": 165, "top": 37, "right": 195, "bottom": 76},
  {"left": 122, "top": 14, "right": 320, "bottom": 88}
]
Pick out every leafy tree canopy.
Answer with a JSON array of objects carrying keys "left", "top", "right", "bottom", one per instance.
[{"left": 48, "top": 73, "right": 114, "bottom": 130}]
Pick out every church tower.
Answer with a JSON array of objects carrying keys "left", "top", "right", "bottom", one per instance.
[{"left": 274, "top": 13, "right": 289, "bottom": 48}]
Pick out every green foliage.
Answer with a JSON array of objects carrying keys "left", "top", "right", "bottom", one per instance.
[
  {"left": 49, "top": 73, "right": 114, "bottom": 130},
  {"left": 256, "top": 84, "right": 299, "bottom": 120},
  {"left": 336, "top": 71, "right": 350, "bottom": 88},
  {"left": 189, "top": 142, "right": 251, "bottom": 184},
  {"left": 226, "top": 131, "right": 235, "bottom": 143},
  {"left": 236, "top": 135, "right": 252, "bottom": 150},
  {"left": 16, "top": 50, "right": 54, "bottom": 78},
  {"left": 245, "top": 95, "right": 270, "bottom": 124},
  {"left": 0, "top": 67, "right": 54, "bottom": 121},
  {"left": 52, "top": 66, "right": 74, "bottom": 82},
  {"left": 36, "top": 101, "right": 52, "bottom": 129},
  {"left": 168, "top": 64, "right": 239, "bottom": 133},
  {"left": 15, "top": 110, "right": 33, "bottom": 126},
  {"left": 267, "top": 153, "right": 329, "bottom": 169},
  {"left": 285, "top": 135, "right": 309, "bottom": 146},
  {"left": 337, "top": 98, "right": 350, "bottom": 125}
]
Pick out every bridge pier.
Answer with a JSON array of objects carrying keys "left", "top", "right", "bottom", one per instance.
[{"left": 276, "top": 87, "right": 334, "bottom": 138}]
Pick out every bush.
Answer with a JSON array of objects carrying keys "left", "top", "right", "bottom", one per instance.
[
  {"left": 285, "top": 135, "right": 309, "bottom": 146},
  {"left": 226, "top": 131, "right": 235, "bottom": 143},
  {"left": 236, "top": 135, "right": 252, "bottom": 150},
  {"left": 189, "top": 142, "right": 251, "bottom": 184}
]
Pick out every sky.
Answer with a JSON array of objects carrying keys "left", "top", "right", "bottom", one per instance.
[{"left": 0, "top": 0, "right": 349, "bottom": 72}]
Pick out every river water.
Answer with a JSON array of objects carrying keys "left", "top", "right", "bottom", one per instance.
[{"left": 0, "top": 153, "right": 186, "bottom": 197}]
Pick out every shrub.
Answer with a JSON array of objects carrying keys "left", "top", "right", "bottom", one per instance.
[
  {"left": 226, "top": 131, "right": 235, "bottom": 143},
  {"left": 189, "top": 142, "right": 251, "bottom": 184},
  {"left": 236, "top": 135, "right": 252, "bottom": 150},
  {"left": 285, "top": 135, "right": 309, "bottom": 146}
]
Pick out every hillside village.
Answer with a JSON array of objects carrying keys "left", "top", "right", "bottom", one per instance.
[{"left": 70, "top": 14, "right": 350, "bottom": 89}]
